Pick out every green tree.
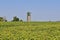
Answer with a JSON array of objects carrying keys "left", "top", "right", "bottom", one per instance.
[
  {"left": 20, "top": 19, "right": 23, "bottom": 22},
  {"left": 0, "top": 17, "right": 4, "bottom": 21},
  {"left": 27, "top": 12, "right": 31, "bottom": 16},
  {"left": 5, "top": 20, "right": 7, "bottom": 22},
  {"left": 12, "top": 16, "right": 19, "bottom": 21}
]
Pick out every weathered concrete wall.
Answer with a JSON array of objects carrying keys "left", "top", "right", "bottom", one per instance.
[{"left": 27, "top": 16, "right": 31, "bottom": 22}]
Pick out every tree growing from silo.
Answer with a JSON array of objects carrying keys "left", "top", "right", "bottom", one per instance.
[{"left": 27, "top": 12, "right": 31, "bottom": 22}]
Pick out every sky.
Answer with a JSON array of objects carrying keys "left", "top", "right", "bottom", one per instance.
[{"left": 0, "top": 0, "right": 60, "bottom": 21}]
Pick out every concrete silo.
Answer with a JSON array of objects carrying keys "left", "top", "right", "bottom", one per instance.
[{"left": 27, "top": 12, "right": 31, "bottom": 22}]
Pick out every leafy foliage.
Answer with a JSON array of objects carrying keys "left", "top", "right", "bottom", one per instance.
[
  {"left": 12, "top": 16, "right": 19, "bottom": 21},
  {"left": 0, "top": 17, "right": 4, "bottom": 21},
  {"left": 20, "top": 19, "right": 23, "bottom": 22},
  {"left": 27, "top": 12, "right": 31, "bottom": 16}
]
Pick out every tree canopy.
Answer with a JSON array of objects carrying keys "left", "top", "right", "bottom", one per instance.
[
  {"left": 0, "top": 17, "right": 3, "bottom": 21},
  {"left": 27, "top": 12, "right": 31, "bottom": 16},
  {"left": 12, "top": 16, "right": 19, "bottom": 21}
]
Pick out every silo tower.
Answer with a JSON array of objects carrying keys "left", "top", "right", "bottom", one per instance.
[{"left": 27, "top": 12, "right": 31, "bottom": 22}]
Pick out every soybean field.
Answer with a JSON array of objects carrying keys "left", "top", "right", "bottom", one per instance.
[{"left": 0, "top": 22, "right": 60, "bottom": 40}]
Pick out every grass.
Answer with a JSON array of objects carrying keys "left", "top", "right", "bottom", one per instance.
[{"left": 0, "top": 22, "right": 60, "bottom": 40}]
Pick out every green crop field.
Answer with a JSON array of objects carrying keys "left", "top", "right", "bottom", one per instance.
[{"left": 0, "top": 22, "right": 60, "bottom": 40}]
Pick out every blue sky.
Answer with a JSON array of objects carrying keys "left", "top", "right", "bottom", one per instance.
[{"left": 0, "top": 0, "right": 60, "bottom": 21}]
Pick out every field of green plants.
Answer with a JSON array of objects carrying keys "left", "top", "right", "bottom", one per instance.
[{"left": 0, "top": 22, "right": 60, "bottom": 40}]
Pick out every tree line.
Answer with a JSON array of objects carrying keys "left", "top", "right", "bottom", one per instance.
[
  {"left": 0, "top": 12, "right": 31, "bottom": 22},
  {"left": 0, "top": 16, "right": 23, "bottom": 22}
]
